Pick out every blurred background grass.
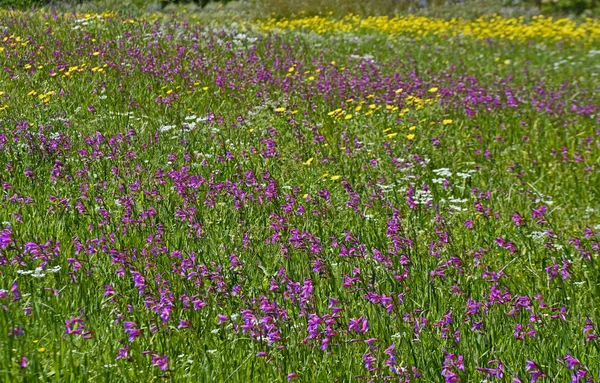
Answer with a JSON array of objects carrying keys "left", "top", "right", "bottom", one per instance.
[{"left": 0, "top": 0, "right": 597, "bottom": 20}]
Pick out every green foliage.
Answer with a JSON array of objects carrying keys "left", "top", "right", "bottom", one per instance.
[
  {"left": 541, "top": 0, "right": 598, "bottom": 15},
  {"left": 0, "top": 7, "right": 599, "bottom": 383},
  {"left": 0, "top": 0, "right": 49, "bottom": 9}
]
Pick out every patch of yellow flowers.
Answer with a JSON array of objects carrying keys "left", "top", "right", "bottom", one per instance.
[
  {"left": 256, "top": 14, "right": 600, "bottom": 42},
  {"left": 2, "top": 9, "right": 597, "bottom": 42}
]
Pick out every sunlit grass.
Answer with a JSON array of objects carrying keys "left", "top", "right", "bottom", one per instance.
[{"left": 0, "top": 9, "right": 599, "bottom": 382}]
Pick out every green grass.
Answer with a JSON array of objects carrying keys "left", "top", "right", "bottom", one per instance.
[{"left": 0, "top": 8, "right": 599, "bottom": 383}]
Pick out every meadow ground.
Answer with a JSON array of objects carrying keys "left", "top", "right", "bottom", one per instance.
[{"left": 0, "top": 6, "right": 599, "bottom": 382}]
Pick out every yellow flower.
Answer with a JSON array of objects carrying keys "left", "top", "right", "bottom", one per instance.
[
  {"left": 386, "top": 133, "right": 398, "bottom": 138},
  {"left": 304, "top": 157, "right": 314, "bottom": 165},
  {"left": 406, "top": 134, "right": 415, "bottom": 140},
  {"left": 322, "top": 173, "right": 329, "bottom": 177},
  {"left": 92, "top": 52, "right": 99, "bottom": 56},
  {"left": 330, "top": 175, "right": 341, "bottom": 180},
  {"left": 504, "top": 59, "right": 511, "bottom": 65},
  {"left": 274, "top": 107, "right": 286, "bottom": 113},
  {"left": 443, "top": 119, "right": 453, "bottom": 125},
  {"left": 344, "top": 114, "right": 353, "bottom": 120},
  {"left": 428, "top": 87, "right": 438, "bottom": 93},
  {"left": 38, "top": 347, "right": 46, "bottom": 353}
]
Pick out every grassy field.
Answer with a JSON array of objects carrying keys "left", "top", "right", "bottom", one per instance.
[{"left": 0, "top": 6, "right": 599, "bottom": 382}]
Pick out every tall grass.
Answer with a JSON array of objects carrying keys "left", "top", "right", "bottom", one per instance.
[{"left": 0, "top": 7, "right": 599, "bottom": 383}]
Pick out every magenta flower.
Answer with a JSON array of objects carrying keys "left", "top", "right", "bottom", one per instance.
[
  {"left": 475, "top": 360, "right": 504, "bottom": 379},
  {"left": 116, "top": 345, "right": 130, "bottom": 361},
  {"left": 525, "top": 360, "right": 546, "bottom": 382},
  {"left": 123, "top": 321, "right": 141, "bottom": 342},
  {"left": 0, "top": 226, "right": 12, "bottom": 249},
  {"left": 348, "top": 316, "right": 369, "bottom": 334},
  {"left": 151, "top": 354, "right": 168, "bottom": 371},
  {"left": 16, "top": 356, "right": 27, "bottom": 369},
  {"left": 563, "top": 354, "right": 580, "bottom": 370},
  {"left": 512, "top": 213, "right": 524, "bottom": 226}
]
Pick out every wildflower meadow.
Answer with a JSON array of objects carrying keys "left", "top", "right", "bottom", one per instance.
[{"left": 0, "top": 5, "right": 599, "bottom": 382}]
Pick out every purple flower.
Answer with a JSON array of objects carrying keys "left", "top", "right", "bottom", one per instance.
[
  {"left": 151, "top": 354, "right": 168, "bottom": 371},
  {"left": 442, "top": 369, "right": 460, "bottom": 383},
  {"left": 563, "top": 354, "right": 580, "bottom": 370},
  {"left": 16, "top": 356, "right": 27, "bottom": 369},
  {"left": 123, "top": 321, "right": 141, "bottom": 342},
  {"left": 512, "top": 213, "right": 524, "bottom": 226},
  {"left": 104, "top": 285, "right": 116, "bottom": 297},
  {"left": 532, "top": 205, "right": 547, "bottom": 223},
  {"left": 0, "top": 226, "right": 12, "bottom": 249},
  {"left": 178, "top": 320, "right": 192, "bottom": 329},
  {"left": 363, "top": 352, "right": 378, "bottom": 372},
  {"left": 525, "top": 360, "right": 546, "bottom": 382},
  {"left": 348, "top": 316, "right": 369, "bottom": 334},
  {"left": 584, "top": 318, "right": 598, "bottom": 342},
  {"left": 116, "top": 345, "right": 130, "bottom": 360},
  {"left": 475, "top": 360, "right": 504, "bottom": 379}
]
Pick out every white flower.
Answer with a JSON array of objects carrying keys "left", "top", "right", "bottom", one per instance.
[
  {"left": 432, "top": 168, "right": 452, "bottom": 177},
  {"left": 159, "top": 125, "right": 176, "bottom": 133}
]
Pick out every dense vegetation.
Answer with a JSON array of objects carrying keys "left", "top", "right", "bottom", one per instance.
[{"left": 0, "top": 7, "right": 599, "bottom": 383}]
